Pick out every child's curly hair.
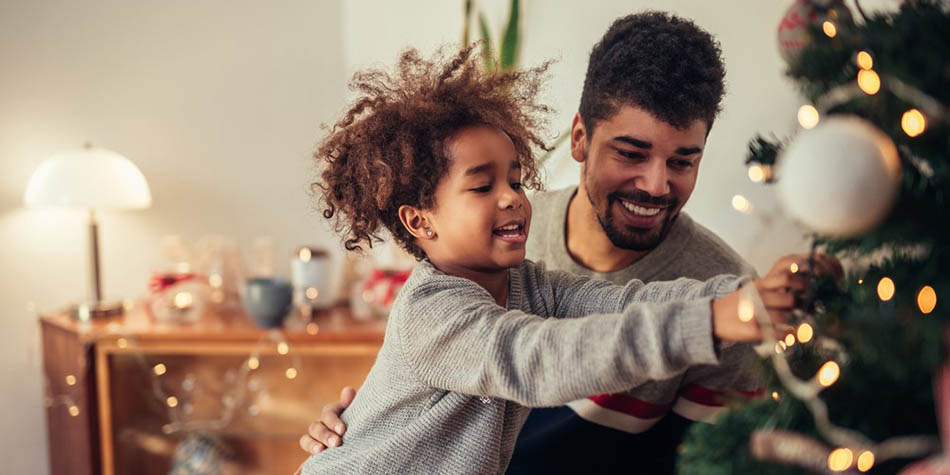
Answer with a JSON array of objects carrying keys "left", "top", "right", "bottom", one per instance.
[{"left": 313, "top": 46, "right": 551, "bottom": 260}]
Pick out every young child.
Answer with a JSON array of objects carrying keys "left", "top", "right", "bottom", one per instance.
[{"left": 300, "top": 47, "right": 809, "bottom": 475}]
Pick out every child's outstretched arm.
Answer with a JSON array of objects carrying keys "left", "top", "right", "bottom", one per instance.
[{"left": 395, "top": 270, "right": 736, "bottom": 408}]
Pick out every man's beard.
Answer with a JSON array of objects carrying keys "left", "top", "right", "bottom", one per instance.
[{"left": 586, "top": 178, "right": 679, "bottom": 251}]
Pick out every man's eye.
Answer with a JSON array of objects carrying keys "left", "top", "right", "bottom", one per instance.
[
  {"left": 617, "top": 150, "right": 646, "bottom": 160},
  {"left": 670, "top": 159, "right": 695, "bottom": 170},
  {"left": 471, "top": 185, "right": 492, "bottom": 193}
]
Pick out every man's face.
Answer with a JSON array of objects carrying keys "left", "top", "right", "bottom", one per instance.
[{"left": 572, "top": 105, "right": 708, "bottom": 251}]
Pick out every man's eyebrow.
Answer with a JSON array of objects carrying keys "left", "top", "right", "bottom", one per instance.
[
  {"left": 674, "top": 147, "right": 703, "bottom": 156},
  {"left": 613, "top": 136, "right": 652, "bottom": 149},
  {"left": 464, "top": 162, "right": 495, "bottom": 176}
]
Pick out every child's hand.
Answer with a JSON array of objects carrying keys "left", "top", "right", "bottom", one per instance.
[
  {"left": 712, "top": 253, "right": 842, "bottom": 342},
  {"left": 299, "top": 386, "right": 356, "bottom": 455}
]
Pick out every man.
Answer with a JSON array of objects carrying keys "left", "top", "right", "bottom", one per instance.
[{"left": 302, "top": 11, "right": 759, "bottom": 474}]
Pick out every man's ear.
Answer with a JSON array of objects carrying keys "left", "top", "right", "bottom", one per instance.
[
  {"left": 398, "top": 204, "right": 435, "bottom": 240},
  {"left": 570, "top": 112, "right": 590, "bottom": 164}
]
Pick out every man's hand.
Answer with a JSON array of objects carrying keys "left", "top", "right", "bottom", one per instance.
[
  {"left": 299, "top": 386, "right": 356, "bottom": 455},
  {"left": 713, "top": 253, "right": 842, "bottom": 342}
]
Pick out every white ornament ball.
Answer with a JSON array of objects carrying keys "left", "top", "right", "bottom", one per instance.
[{"left": 776, "top": 116, "right": 902, "bottom": 237}]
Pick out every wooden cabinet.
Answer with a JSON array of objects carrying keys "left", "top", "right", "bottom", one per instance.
[{"left": 40, "top": 306, "right": 385, "bottom": 475}]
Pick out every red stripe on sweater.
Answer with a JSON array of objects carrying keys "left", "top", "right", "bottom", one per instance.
[
  {"left": 588, "top": 393, "right": 671, "bottom": 419},
  {"left": 679, "top": 384, "right": 765, "bottom": 406}
]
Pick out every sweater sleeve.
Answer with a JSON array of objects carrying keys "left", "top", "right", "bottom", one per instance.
[
  {"left": 394, "top": 273, "right": 742, "bottom": 408},
  {"left": 537, "top": 264, "right": 743, "bottom": 319}
]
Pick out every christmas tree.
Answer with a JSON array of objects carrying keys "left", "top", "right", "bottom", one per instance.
[{"left": 678, "top": 1, "right": 950, "bottom": 473}]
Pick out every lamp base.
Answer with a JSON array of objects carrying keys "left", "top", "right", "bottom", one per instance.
[{"left": 71, "top": 301, "right": 125, "bottom": 321}]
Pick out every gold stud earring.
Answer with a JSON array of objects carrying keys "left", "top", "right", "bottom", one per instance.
[{"left": 426, "top": 230, "right": 434, "bottom": 237}]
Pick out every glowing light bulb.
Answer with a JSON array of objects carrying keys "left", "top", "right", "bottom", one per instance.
[
  {"left": 857, "top": 70, "right": 881, "bottom": 95},
  {"left": 277, "top": 342, "right": 289, "bottom": 355},
  {"left": 797, "top": 104, "right": 820, "bottom": 129},
  {"left": 822, "top": 21, "right": 837, "bottom": 38},
  {"left": 901, "top": 109, "right": 926, "bottom": 137},
  {"left": 771, "top": 391, "right": 781, "bottom": 401},
  {"left": 748, "top": 165, "right": 766, "bottom": 183},
  {"left": 856, "top": 51, "right": 873, "bottom": 70},
  {"left": 117, "top": 338, "right": 128, "bottom": 349},
  {"left": 153, "top": 363, "right": 167, "bottom": 376},
  {"left": 784, "top": 333, "right": 796, "bottom": 347},
  {"left": 173, "top": 291, "right": 193, "bottom": 309},
  {"left": 857, "top": 451, "right": 874, "bottom": 472},
  {"left": 790, "top": 263, "right": 799, "bottom": 274},
  {"left": 65, "top": 375, "right": 77, "bottom": 386},
  {"left": 299, "top": 247, "right": 312, "bottom": 262},
  {"left": 306, "top": 323, "right": 320, "bottom": 335},
  {"left": 248, "top": 356, "right": 260, "bottom": 370},
  {"left": 917, "top": 286, "right": 937, "bottom": 314},
  {"left": 68, "top": 405, "right": 80, "bottom": 417},
  {"left": 828, "top": 448, "right": 853, "bottom": 471},
  {"left": 738, "top": 299, "right": 755, "bottom": 322},
  {"left": 167, "top": 396, "right": 179, "bottom": 408},
  {"left": 877, "top": 277, "right": 895, "bottom": 301},
  {"left": 208, "top": 273, "right": 223, "bottom": 288},
  {"left": 818, "top": 361, "right": 840, "bottom": 387},
  {"left": 732, "top": 195, "right": 752, "bottom": 214},
  {"left": 306, "top": 287, "right": 319, "bottom": 300},
  {"left": 285, "top": 367, "right": 298, "bottom": 379},
  {"left": 797, "top": 323, "right": 814, "bottom": 343}
]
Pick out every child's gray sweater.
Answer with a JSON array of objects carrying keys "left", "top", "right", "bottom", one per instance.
[{"left": 301, "top": 259, "right": 742, "bottom": 475}]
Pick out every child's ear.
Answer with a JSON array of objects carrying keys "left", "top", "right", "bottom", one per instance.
[
  {"left": 570, "top": 112, "right": 589, "bottom": 164},
  {"left": 398, "top": 205, "right": 436, "bottom": 240}
]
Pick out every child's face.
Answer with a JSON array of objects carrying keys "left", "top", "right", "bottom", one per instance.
[{"left": 422, "top": 125, "right": 531, "bottom": 272}]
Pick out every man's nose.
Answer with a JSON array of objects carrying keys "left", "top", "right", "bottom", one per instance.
[{"left": 635, "top": 159, "right": 670, "bottom": 197}]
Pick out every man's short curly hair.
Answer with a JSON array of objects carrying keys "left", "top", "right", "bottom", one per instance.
[
  {"left": 579, "top": 11, "right": 726, "bottom": 134},
  {"left": 313, "top": 46, "right": 550, "bottom": 260}
]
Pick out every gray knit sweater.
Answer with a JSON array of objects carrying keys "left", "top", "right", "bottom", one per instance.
[{"left": 300, "top": 259, "right": 742, "bottom": 475}]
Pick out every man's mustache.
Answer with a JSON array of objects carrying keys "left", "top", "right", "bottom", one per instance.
[{"left": 609, "top": 190, "right": 677, "bottom": 208}]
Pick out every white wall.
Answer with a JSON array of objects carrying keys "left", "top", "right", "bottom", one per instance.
[{"left": 0, "top": 1, "right": 345, "bottom": 473}]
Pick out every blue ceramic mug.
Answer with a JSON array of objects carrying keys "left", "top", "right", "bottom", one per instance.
[{"left": 243, "top": 278, "right": 293, "bottom": 328}]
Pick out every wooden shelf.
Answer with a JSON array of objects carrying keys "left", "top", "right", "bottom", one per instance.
[{"left": 41, "top": 303, "right": 386, "bottom": 475}]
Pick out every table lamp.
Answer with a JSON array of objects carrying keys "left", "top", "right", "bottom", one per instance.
[{"left": 24, "top": 143, "right": 152, "bottom": 320}]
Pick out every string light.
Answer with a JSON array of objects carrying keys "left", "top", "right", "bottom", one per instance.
[
  {"left": 771, "top": 391, "right": 781, "bottom": 401},
  {"left": 732, "top": 195, "right": 752, "bottom": 214},
  {"left": 65, "top": 375, "right": 77, "bottom": 386},
  {"left": 822, "top": 21, "right": 837, "bottom": 38},
  {"left": 790, "top": 263, "right": 800, "bottom": 274},
  {"left": 738, "top": 299, "right": 755, "bottom": 322},
  {"left": 858, "top": 278, "right": 864, "bottom": 285},
  {"left": 797, "top": 323, "right": 814, "bottom": 343},
  {"left": 917, "top": 286, "right": 937, "bottom": 314},
  {"left": 775, "top": 341, "right": 787, "bottom": 354},
  {"left": 857, "top": 70, "right": 881, "bottom": 95},
  {"left": 247, "top": 356, "right": 260, "bottom": 370},
  {"left": 797, "top": 104, "right": 820, "bottom": 129},
  {"left": 68, "top": 405, "right": 80, "bottom": 417},
  {"left": 828, "top": 448, "right": 854, "bottom": 471},
  {"left": 901, "top": 109, "right": 926, "bottom": 137},
  {"left": 117, "top": 338, "right": 128, "bottom": 349},
  {"left": 299, "top": 247, "right": 312, "bottom": 262},
  {"left": 784, "top": 334, "right": 796, "bottom": 347},
  {"left": 306, "top": 323, "right": 320, "bottom": 335},
  {"left": 277, "top": 342, "right": 289, "bottom": 355},
  {"left": 285, "top": 368, "right": 298, "bottom": 379},
  {"left": 173, "top": 291, "right": 194, "bottom": 310},
  {"left": 748, "top": 164, "right": 768, "bottom": 183},
  {"left": 208, "top": 273, "right": 223, "bottom": 288},
  {"left": 306, "top": 287, "right": 319, "bottom": 300},
  {"left": 857, "top": 451, "right": 875, "bottom": 472},
  {"left": 818, "top": 361, "right": 841, "bottom": 387},
  {"left": 166, "top": 396, "right": 179, "bottom": 408},
  {"left": 153, "top": 363, "right": 167, "bottom": 376},
  {"left": 877, "top": 277, "right": 895, "bottom": 301},
  {"left": 856, "top": 51, "right": 873, "bottom": 70}
]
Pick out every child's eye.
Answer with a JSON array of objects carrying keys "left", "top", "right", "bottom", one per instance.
[
  {"left": 510, "top": 182, "right": 522, "bottom": 190},
  {"left": 470, "top": 185, "right": 492, "bottom": 193}
]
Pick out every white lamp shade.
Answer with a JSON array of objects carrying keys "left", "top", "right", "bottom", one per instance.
[{"left": 24, "top": 146, "right": 152, "bottom": 209}]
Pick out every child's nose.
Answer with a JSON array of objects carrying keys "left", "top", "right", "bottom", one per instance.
[{"left": 499, "top": 188, "right": 523, "bottom": 209}]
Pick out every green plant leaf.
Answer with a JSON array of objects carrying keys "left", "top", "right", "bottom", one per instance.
[
  {"left": 499, "top": 0, "right": 521, "bottom": 71},
  {"left": 478, "top": 12, "right": 495, "bottom": 72}
]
